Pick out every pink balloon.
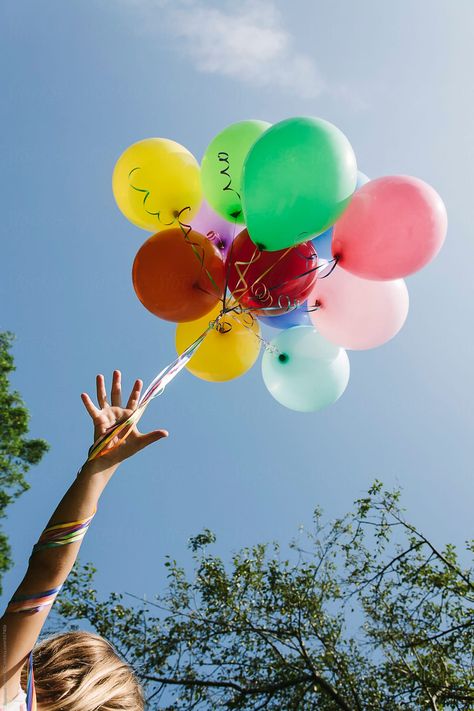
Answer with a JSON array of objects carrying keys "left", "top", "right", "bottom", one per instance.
[
  {"left": 191, "top": 200, "right": 242, "bottom": 259},
  {"left": 309, "top": 266, "right": 409, "bottom": 350},
  {"left": 332, "top": 176, "right": 447, "bottom": 280}
]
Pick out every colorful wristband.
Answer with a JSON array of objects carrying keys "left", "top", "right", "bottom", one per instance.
[
  {"left": 4, "top": 505, "right": 96, "bottom": 711},
  {"left": 5, "top": 584, "right": 63, "bottom": 711},
  {"left": 31, "top": 508, "right": 97, "bottom": 556}
]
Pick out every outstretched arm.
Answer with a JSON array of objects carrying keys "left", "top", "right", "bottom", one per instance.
[{"left": 0, "top": 370, "right": 168, "bottom": 702}]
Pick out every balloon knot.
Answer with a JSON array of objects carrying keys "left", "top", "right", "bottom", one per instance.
[
  {"left": 217, "top": 321, "right": 232, "bottom": 334},
  {"left": 278, "top": 353, "right": 289, "bottom": 363}
]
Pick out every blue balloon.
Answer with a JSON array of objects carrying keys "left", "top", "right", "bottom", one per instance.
[
  {"left": 312, "top": 227, "right": 333, "bottom": 260},
  {"left": 261, "top": 326, "right": 350, "bottom": 412},
  {"left": 258, "top": 302, "right": 311, "bottom": 329}
]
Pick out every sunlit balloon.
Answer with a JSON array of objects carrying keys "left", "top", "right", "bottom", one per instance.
[
  {"left": 333, "top": 176, "right": 447, "bottom": 280},
  {"left": 261, "top": 326, "right": 350, "bottom": 411},
  {"left": 201, "top": 120, "right": 270, "bottom": 223},
  {"left": 226, "top": 230, "right": 318, "bottom": 316},
  {"left": 132, "top": 228, "right": 225, "bottom": 322},
  {"left": 309, "top": 267, "right": 409, "bottom": 350},
  {"left": 242, "top": 117, "right": 357, "bottom": 251},
  {"left": 113, "top": 138, "right": 202, "bottom": 232},
  {"left": 176, "top": 302, "right": 261, "bottom": 382}
]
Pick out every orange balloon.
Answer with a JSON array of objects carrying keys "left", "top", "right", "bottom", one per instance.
[{"left": 132, "top": 228, "right": 225, "bottom": 322}]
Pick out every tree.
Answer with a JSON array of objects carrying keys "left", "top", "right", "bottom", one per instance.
[
  {"left": 49, "top": 482, "right": 474, "bottom": 710},
  {"left": 0, "top": 331, "right": 49, "bottom": 593}
]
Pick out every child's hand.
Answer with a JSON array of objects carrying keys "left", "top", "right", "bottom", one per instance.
[{"left": 81, "top": 370, "right": 168, "bottom": 468}]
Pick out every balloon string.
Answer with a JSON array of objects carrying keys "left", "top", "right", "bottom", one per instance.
[
  {"left": 225, "top": 298, "right": 300, "bottom": 318},
  {"left": 222, "top": 216, "right": 239, "bottom": 312},
  {"left": 302, "top": 258, "right": 340, "bottom": 313},
  {"left": 231, "top": 244, "right": 298, "bottom": 309},
  {"left": 319, "top": 255, "right": 339, "bottom": 278},
  {"left": 217, "top": 151, "right": 242, "bottom": 218},
  {"left": 206, "top": 230, "right": 226, "bottom": 251},
  {"left": 126, "top": 173, "right": 223, "bottom": 298},
  {"left": 230, "top": 310, "right": 281, "bottom": 356},
  {"left": 266, "top": 256, "right": 339, "bottom": 294},
  {"left": 128, "top": 167, "right": 176, "bottom": 227},
  {"left": 229, "top": 242, "right": 330, "bottom": 312},
  {"left": 176, "top": 207, "right": 222, "bottom": 298},
  {"left": 86, "top": 319, "right": 221, "bottom": 461},
  {"left": 231, "top": 245, "right": 262, "bottom": 300},
  {"left": 292, "top": 246, "right": 319, "bottom": 263}
]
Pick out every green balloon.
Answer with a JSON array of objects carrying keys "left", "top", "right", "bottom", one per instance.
[
  {"left": 201, "top": 120, "right": 271, "bottom": 224},
  {"left": 242, "top": 117, "right": 357, "bottom": 251},
  {"left": 261, "top": 326, "right": 350, "bottom": 412}
]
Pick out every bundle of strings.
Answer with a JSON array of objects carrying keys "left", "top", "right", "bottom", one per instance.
[
  {"left": 86, "top": 321, "right": 214, "bottom": 461},
  {"left": 86, "top": 210, "right": 338, "bottom": 462},
  {"left": 5, "top": 509, "right": 97, "bottom": 711}
]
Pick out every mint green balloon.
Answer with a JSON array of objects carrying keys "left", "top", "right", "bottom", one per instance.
[
  {"left": 201, "top": 120, "right": 271, "bottom": 224},
  {"left": 242, "top": 117, "right": 357, "bottom": 251},
  {"left": 261, "top": 326, "right": 350, "bottom": 412}
]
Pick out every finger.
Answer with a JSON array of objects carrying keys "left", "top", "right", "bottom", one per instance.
[
  {"left": 126, "top": 379, "right": 143, "bottom": 410},
  {"left": 136, "top": 429, "right": 169, "bottom": 451},
  {"left": 81, "top": 392, "right": 100, "bottom": 418},
  {"left": 96, "top": 374, "right": 108, "bottom": 409},
  {"left": 111, "top": 370, "right": 122, "bottom": 407}
]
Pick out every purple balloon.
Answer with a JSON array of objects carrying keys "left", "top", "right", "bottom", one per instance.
[{"left": 191, "top": 200, "right": 242, "bottom": 259}]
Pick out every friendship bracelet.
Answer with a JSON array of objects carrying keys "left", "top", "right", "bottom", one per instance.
[
  {"left": 31, "top": 507, "right": 97, "bottom": 556},
  {"left": 5, "top": 585, "right": 64, "bottom": 614},
  {"left": 3, "top": 499, "right": 97, "bottom": 708},
  {"left": 3, "top": 486, "right": 97, "bottom": 709}
]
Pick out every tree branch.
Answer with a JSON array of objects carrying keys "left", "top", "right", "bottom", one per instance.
[{"left": 142, "top": 673, "right": 314, "bottom": 695}]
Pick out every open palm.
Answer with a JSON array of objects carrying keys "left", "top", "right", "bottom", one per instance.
[{"left": 81, "top": 370, "right": 168, "bottom": 467}]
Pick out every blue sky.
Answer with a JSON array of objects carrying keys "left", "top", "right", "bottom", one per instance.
[{"left": 1, "top": 0, "right": 473, "bottom": 615}]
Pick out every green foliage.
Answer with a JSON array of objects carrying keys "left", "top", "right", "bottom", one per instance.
[
  {"left": 51, "top": 482, "right": 474, "bottom": 710},
  {"left": 0, "top": 332, "right": 49, "bottom": 592}
]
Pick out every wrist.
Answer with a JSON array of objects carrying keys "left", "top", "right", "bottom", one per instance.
[{"left": 78, "top": 458, "right": 120, "bottom": 479}]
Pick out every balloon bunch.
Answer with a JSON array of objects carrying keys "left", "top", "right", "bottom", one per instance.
[{"left": 110, "top": 117, "right": 447, "bottom": 420}]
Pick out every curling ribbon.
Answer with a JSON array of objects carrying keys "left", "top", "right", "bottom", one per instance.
[
  {"left": 87, "top": 322, "right": 215, "bottom": 461},
  {"left": 4, "top": 504, "right": 97, "bottom": 711},
  {"left": 5, "top": 585, "right": 63, "bottom": 711},
  {"left": 30, "top": 509, "right": 97, "bottom": 556}
]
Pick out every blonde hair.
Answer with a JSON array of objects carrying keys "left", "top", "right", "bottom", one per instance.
[{"left": 20, "top": 630, "right": 145, "bottom": 711}]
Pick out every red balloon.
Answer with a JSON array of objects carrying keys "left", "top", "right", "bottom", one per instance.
[
  {"left": 226, "top": 229, "right": 318, "bottom": 315},
  {"left": 332, "top": 176, "right": 447, "bottom": 280},
  {"left": 132, "top": 228, "right": 225, "bottom": 322}
]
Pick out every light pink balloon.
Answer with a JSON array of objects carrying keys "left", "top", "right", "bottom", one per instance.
[
  {"left": 309, "top": 266, "right": 409, "bottom": 350},
  {"left": 332, "top": 176, "right": 447, "bottom": 280}
]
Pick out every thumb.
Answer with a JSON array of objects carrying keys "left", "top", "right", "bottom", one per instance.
[{"left": 137, "top": 429, "right": 169, "bottom": 450}]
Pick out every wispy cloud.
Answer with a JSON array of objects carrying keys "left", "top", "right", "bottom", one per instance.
[{"left": 115, "top": 0, "right": 326, "bottom": 99}]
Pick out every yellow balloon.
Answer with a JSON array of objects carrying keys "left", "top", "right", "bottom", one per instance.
[
  {"left": 175, "top": 303, "right": 261, "bottom": 382},
  {"left": 112, "top": 138, "right": 202, "bottom": 232}
]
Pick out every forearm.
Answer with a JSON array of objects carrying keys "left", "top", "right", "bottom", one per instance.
[{"left": 27, "top": 459, "right": 118, "bottom": 580}]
